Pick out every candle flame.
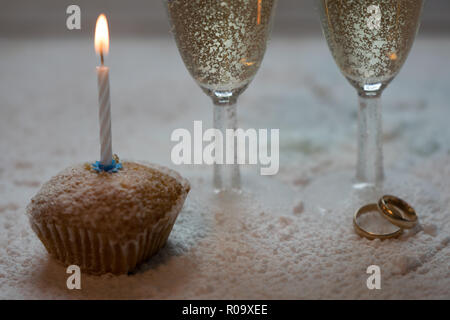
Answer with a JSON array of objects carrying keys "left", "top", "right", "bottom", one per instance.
[
  {"left": 95, "top": 14, "right": 109, "bottom": 59},
  {"left": 257, "top": 0, "right": 262, "bottom": 25},
  {"left": 240, "top": 58, "right": 255, "bottom": 66}
]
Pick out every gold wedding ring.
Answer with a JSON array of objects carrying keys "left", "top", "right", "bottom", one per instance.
[
  {"left": 377, "top": 195, "right": 418, "bottom": 229},
  {"left": 353, "top": 203, "right": 403, "bottom": 240}
]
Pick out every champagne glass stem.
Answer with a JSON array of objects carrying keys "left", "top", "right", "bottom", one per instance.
[
  {"left": 213, "top": 99, "right": 241, "bottom": 192},
  {"left": 356, "top": 94, "right": 384, "bottom": 185}
]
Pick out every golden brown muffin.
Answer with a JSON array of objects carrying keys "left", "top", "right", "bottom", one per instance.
[{"left": 26, "top": 161, "right": 190, "bottom": 275}]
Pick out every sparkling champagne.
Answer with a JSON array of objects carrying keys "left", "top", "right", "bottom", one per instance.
[
  {"left": 167, "top": 0, "right": 276, "bottom": 97},
  {"left": 319, "top": 0, "right": 423, "bottom": 92}
]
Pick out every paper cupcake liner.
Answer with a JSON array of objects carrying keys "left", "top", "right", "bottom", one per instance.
[
  {"left": 29, "top": 214, "right": 176, "bottom": 275},
  {"left": 30, "top": 184, "right": 188, "bottom": 275}
]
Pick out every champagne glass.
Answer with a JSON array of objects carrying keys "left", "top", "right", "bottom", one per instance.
[
  {"left": 165, "top": 0, "right": 277, "bottom": 193},
  {"left": 306, "top": 0, "right": 427, "bottom": 210}
]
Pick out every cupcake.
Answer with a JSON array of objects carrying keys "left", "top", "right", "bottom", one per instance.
[{"left": 26, "top": 161, "right": 190, "bottom": 275}]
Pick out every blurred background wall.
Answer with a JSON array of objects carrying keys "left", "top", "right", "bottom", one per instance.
[{"left": 1, "top": 0, "right": 449, "bottom": 38}]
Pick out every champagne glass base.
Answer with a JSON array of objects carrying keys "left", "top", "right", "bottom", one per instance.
[
  {"left": 302, "top": 169, "right": 440, "bottom": 220},
  {"left": 189, "top": 166, "right": 295, "bottom": 216}
]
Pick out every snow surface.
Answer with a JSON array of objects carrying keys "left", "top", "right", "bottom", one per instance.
[{"left": 0, "top": 37, "right": 449, "bottom": 299}]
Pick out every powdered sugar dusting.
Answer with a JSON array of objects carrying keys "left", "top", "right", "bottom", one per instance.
[
  {"left": 27, "top": 161, "right": 189, "bottom": 237},
  {"left": 0, "top": 37, "right": 449, "bottom": 299}
]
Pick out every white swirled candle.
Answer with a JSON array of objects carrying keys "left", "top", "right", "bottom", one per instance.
[
  {"left": 96, "top": 66, "right": 112, "bottom": 166},
  {"left": 94, "top": 14, "right": 112, "bottom": 166}
]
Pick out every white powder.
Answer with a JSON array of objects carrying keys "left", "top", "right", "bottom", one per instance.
[{"left": 0, "top": 37, "right": 448, "bottom": 299}]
